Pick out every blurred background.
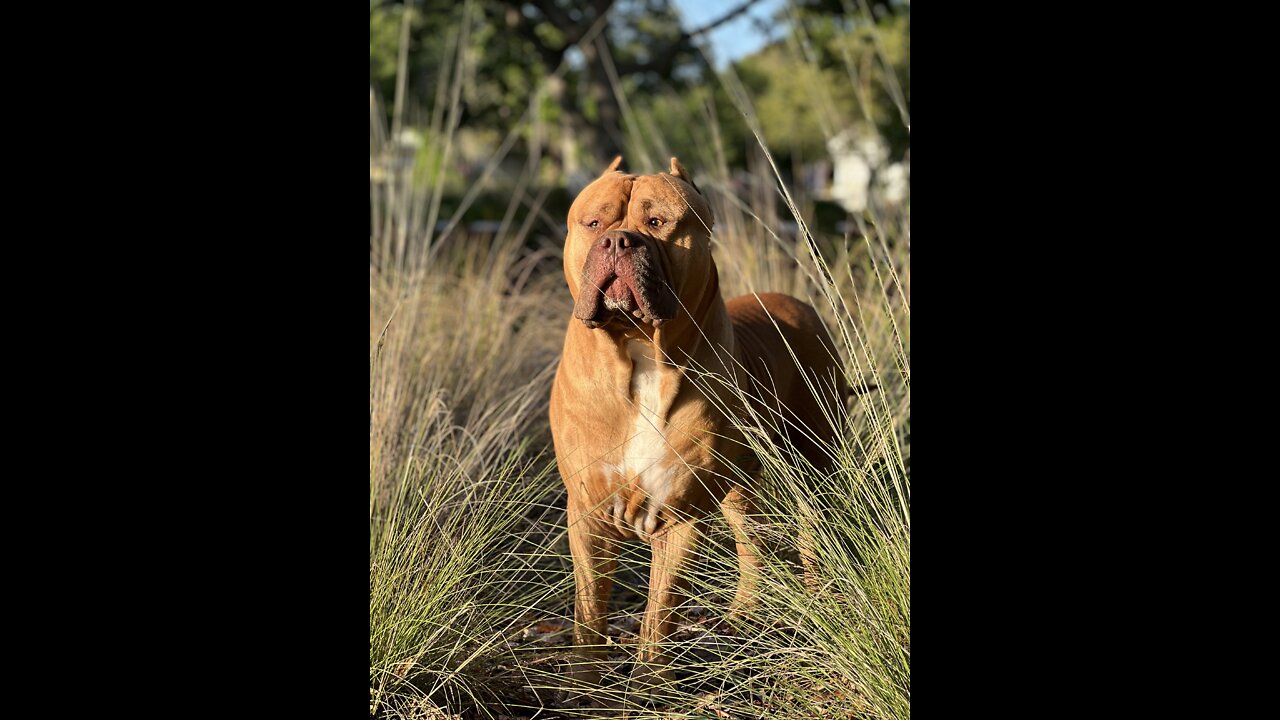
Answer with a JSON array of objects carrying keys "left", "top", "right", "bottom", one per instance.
[{"left": 370, "top": 0, "right": 908, "bottom": 250}]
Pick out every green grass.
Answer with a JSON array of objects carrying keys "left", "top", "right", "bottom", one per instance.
[{"left": 370, "top": 8, "right": 908, "bottom": 718}]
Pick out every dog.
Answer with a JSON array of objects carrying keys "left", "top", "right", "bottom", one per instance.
[{"left": 549, "top": 156, "right": 846, "bottom": 697}]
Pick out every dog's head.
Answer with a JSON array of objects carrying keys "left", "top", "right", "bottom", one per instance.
[{"left": 563, "top": 156, "right": 714, "bottom": 331}]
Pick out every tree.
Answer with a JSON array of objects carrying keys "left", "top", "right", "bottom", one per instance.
[
  {"left": 785, "top": 0, "right": 910, "bottom": 159},
  {"left": 371, "top": 0, "right": 745, "bottom": 177}
]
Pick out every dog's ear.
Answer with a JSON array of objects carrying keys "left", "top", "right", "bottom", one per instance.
[
  {"left": 669, "top": 156, "right": 701, "bottom": 196},
  {"left": 603, "top": 155, "right": 624, "bottom": 174}
]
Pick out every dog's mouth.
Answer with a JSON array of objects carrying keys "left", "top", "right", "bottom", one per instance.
[
  {"left": 573, "top": 232, "right": 677, "bottom": 329},
  {"left": 600, "top": 275, "right": 640, "bottom": 313}
]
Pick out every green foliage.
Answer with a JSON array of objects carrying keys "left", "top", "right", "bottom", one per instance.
[
  {"left": 790, "top": 0, "right": 911, "bottom": 159},
  {"left": 372, "top": 0, "right": 716, "bottom": 169},
  {"left": 371, "top": 0, "right": 910, "bottom": 177},
  {"left": 368, "top": 6, "right": 406, "bottom": 93},
  {"left": 736, "top": 44, "right": 863, "bottom": 162},
  {"left": 370, "top": 1, "right": 467, "bottom": 124}
]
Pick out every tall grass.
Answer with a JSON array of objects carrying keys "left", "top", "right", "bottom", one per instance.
[
  {"left": 370, "top": 4, "right": 908, "bottom": 717},
  {"left": 369, "top": 228, "right": 573, "bottom": 714}
]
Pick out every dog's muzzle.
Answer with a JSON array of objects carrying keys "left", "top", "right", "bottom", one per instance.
[{"left": 573, "top": 230, "right": 677, "bottom": 328}]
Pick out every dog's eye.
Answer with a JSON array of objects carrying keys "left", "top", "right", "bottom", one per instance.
[
  {"left": 587, "top": 220, "right": 600, "bottom": 229},
  {"left": 647, "top": 217, "right": 663, "bottom": 228}
]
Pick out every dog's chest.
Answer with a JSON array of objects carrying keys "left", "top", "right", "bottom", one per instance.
[{"left": 606, "top": 341, "right": 676, "bottom": 535}]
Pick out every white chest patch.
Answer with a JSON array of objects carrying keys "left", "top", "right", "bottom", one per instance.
[{"left": 607, "top": 340, "right": 675, "bottom": 537}]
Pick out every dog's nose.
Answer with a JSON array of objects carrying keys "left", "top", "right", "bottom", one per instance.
[{"left": 600, "top": 230, "right": 643, "bottom": 251}]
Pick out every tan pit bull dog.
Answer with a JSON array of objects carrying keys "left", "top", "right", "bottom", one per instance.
[{"left": 549, "top": 156, "right": 846, "bottom": 697}]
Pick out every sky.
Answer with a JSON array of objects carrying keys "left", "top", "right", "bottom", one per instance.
[{"left": 671, "top": 0, "right": 786, "bottom": 69}]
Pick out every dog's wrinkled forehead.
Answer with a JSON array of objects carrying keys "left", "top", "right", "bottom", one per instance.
[
  {"left": 569, "top": 160, "right": 707, "bottom": 229},
  {"left": 632, "top": 173, "right": 700, "bottom": 215}
]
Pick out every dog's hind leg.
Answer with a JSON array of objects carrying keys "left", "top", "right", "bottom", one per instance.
[
  {"left": 795, "top": 494, "right": 824, "bottom": 594},
  {"left": 721, "top": 486, "right": 769, "bottom": 622}
]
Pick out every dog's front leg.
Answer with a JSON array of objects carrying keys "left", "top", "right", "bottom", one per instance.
[
  {"left": 565, "top": 505, "right": 618, "bottom": 694},
  {"left": 630, "top": 518, "right": 700, "bottom": 701}
]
